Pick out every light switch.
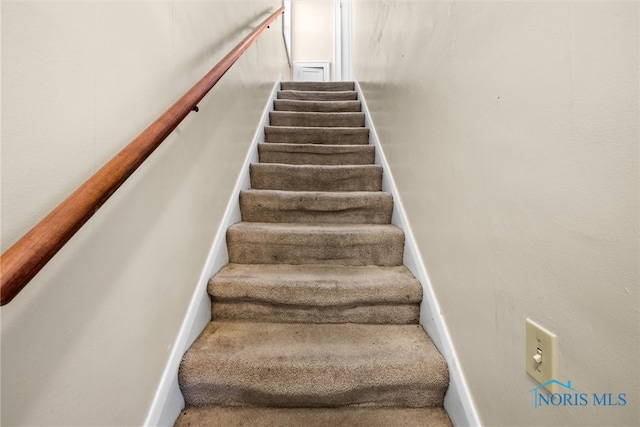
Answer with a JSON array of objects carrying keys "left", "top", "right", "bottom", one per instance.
[{"left": 526, "top": 318, "right": 558, "bottom": 393}]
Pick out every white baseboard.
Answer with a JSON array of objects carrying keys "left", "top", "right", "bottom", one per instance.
[
  {"left": 143, "top": 78, "right": 282, "bottom": 427},
  {"left": 355, "top": 81, "right": 481, "bottom": 427}
]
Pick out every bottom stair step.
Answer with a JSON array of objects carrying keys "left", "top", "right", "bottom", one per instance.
[
  {"left": 178, "top": 322, "right": 449, "bottom": 408},
  {"left": 175, "top": 406, "right": 453, "bottom": 427}
]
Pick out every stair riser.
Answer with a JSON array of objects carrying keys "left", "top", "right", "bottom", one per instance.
[
  {"left": 175, "top": 407, "right": 454, "bottom": 427},
  {"left": 250, "top": 164, "right": 382, "bottom": 192},
  {"left": 258, "top": 144, "right": 375, "bottom": 165},
  {"left": 181, "top": 384, "right": 447, "bottom": 408},
  {"left": 227, "top": 232, "right": 404, "bottom": 266},
  {"left": 240, "top": 191, "right": 393, "bottom": 224},
  {"left": 265, "top": 127, "right": 369, "bottom": 145},
  {"left": 274, "top": 100, "right": 362, "bottom": 112},
  {"left": 270, "top": 112, "right": 365, "bottom": 128},
  {"left": 277, "top": 91, "right": 358, "bottom": 101},
  {"left": 211, "top": 302, "right": 419, "bottom": 324}
]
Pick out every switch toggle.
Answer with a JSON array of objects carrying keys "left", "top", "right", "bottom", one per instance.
[{"left": 533, "top": 351, "right": 542, "bottom": 365}]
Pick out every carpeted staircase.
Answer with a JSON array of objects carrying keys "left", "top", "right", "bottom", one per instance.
[{"left": 175, "top": 81, "right": 453, "bottom": 426}]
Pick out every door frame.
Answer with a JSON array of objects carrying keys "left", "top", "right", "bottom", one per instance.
[{"left": 334, "top": 0, "right": 352, "bottom": 81}]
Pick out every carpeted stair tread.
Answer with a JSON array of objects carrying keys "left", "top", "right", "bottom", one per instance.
[
  {"left": 240, "top": 189, "right": 393, "bottom": 224},
  {"left": 250, "top": 164, "right": 382, "bottom": 192},
  {"left": 226, "top": 222, "right": 404, "bottom": 266},
  {"left": 175, "top": 406, "right": 453, "bottom": 427},
  {"left": 178, "top": 322, "right": 449, "bottom": 408},
  {"left": 277, "top": 90, "right": 358, "bottom": 101},
  {"left": 265, "top": 126, "right": 369, "bottom": 145},
  {"left": 274, "top": 99, "right": 362, "bottom": 112},
  {"left": 209, "top": 264, "right": 421, "bottom": 305},
  {"left": 209, "top": 264, "right": 421, "bottom": 324},
  {"left": 258, "top": 143, "right": 375, "bottom": 165},
  {"left": 280, "top": 81, "right": 355, "bottom": 91},
  {"left": 270, "top": 111, "right": 365, "bottom": 128}
]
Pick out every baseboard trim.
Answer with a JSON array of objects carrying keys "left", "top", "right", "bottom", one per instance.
[
  {"left": 355, "top": 81, "right": 481, "bottom": 427},
  {"left": 143, "top": 78, "right": 282, "bottom": 427}
]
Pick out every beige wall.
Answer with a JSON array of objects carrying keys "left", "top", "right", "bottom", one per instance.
[
  {"left": 1, "top": 1, "right": 288, "bottom": 425},
  {"left": 291, "top": 0, "right": 334, "bottom": 78},
  {"left": 353, "top": 1, "right": 638, "bottom": 426}
]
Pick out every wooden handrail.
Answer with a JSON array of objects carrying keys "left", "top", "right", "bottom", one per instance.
[{"left": 0, "top": 7, "right": 285, "bottom": 306}]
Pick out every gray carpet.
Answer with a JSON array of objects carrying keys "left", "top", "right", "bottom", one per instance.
[{"left": 176, "top": 81, "right": 452, "bottom": 426}]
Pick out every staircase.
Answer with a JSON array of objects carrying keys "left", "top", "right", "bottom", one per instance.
[{"left": 175, "top": 82, "right": 452, "bottom": 426}]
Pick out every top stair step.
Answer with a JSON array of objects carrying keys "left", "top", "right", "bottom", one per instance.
[{"left": 281, "top": 81, "right": 355, "bottom": 91}]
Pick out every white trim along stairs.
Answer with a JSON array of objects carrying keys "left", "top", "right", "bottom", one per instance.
[{"left": 145, "top": 78, "right": 480, "bottom": 427}]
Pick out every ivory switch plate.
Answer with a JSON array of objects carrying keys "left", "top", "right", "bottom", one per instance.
[{"left": 526, "top": 319, "right": 558, "bottom": 393}]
